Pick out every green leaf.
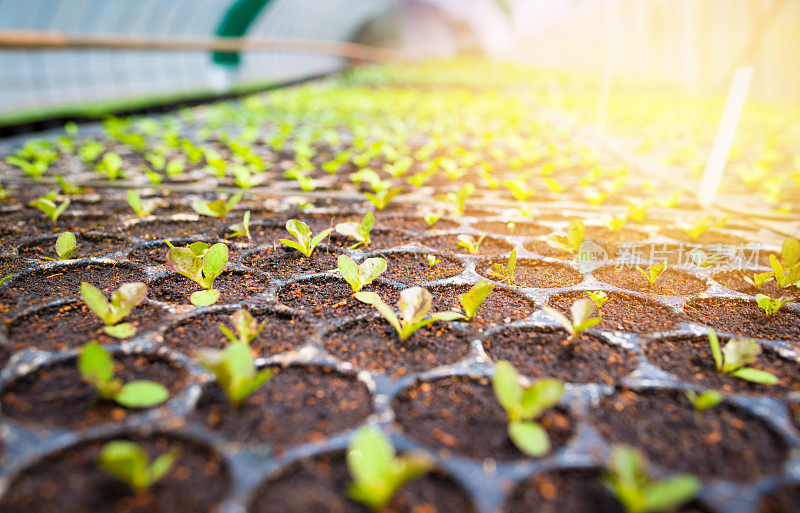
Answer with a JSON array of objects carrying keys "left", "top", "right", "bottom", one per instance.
[
  {"left": 115, "top": 381, "right": 169, "bottom": 408},
  {"left": 148, "top": 447, "right": 180, "bottom": 485},
  {"left": 202, "top": 243, "right": 228, "bottom": 289},
  {"left": 97, "top": 440, "right": 150, "bottom": 492},
  {"left": 729, "top": 367, "right": 778, "bottom": 385},
  {"left": 508, "top": 420, "right": 550, "bottom": 456},
  {"left": 458, "top": 280, "right": 495, "bottom": 320},
  {"left": 708, "top": 329, "right": 723, "bottom": 370},
  {"left": 347, "top": 426, "right": 394, "bottom": 487},
  {"left": 359, "top": 257, "right": 387, "bottom": 287},
  {"left": 80, "top": 282, "right": 110, "bottom": 320},
  {"left": 355, "top": 291, "right": 401, "bottom": 334},
  {"left": 570, "top": 299, "right": 598, "bottom": 335},
  {"left": 107, "top": 282, "right": 147, "bottom": 324},
  {"left": 233, "top": 368, "right": 274, "bottom": 404},
  {"left": 55, "top": 231, "right": 78, "bottom": 259},
  {"left": 103, "top": 323, "right": 136, "bottom": 339},
  {"left": 166, "top": 247, "right": 204, "bottom": 286},
  {"left": 79, "top": 341, "right": 114, "bottom": 385},
  {"left": 641, "top": 475, "right": 701, "bottom": 513},
  {"left": 520, "top": 378, "right": 563, "bottom": 420},
  {"left": 782, "top": 237, "right": 800, "bottom": 266},
  {"left": 338, "top": 255, "right": 360, "bottom": 292},
  {"left": 493, "top": 360, "right": 522, "bottom": 417},
  {"left": 721, "top": 337, "right": 761, "bottom": 372},
  {"left": 397, "top": 286, "right": 432, "bottom": 326},
  {"left": 309, "top": 227, "right": 333, "bottom": 255},
  {"left": 279, "top": 239, "right": 306, "bottom": 255},
  {"left": 542, "top": 305, "right": 575, "bottom": 335},
  {"left": 285, "top": 219, "right": 311, "bottom": 245},
  {"left": 686, "top": 390, "right": 723, "bottom": 412},
  {"left": 566, "top": 219, "right": 585, "bottom": 252},
  {"left": 190, "top": 289, "right": 220, "bottom": 306}
]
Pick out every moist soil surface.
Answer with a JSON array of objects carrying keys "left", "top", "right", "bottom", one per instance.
[
  {"left": 712, "top": 269, "right": 800, "bottom": 301},
  {"left": 759, "top": 484, "right": 800, "bottom": 513},
  {"left": 430, "top": 283, "right": 536, "bottom": 331},
  {"left": 322, "top": 317, "right": 471, "bottom": 376},
  {"left": 1, "top": 434, "right": 230, "bottom": 513},
  {"left": 247, "top": 452, "right": 475, "bottom": 513},
  {"left": 379, "top": 251, "right": 465, "bottom": 284},
  {"left": 422, "top": 233, "right": 514, "bottom": 255},
  {"left": 659, "top": 228, "right": 747, "bottom": 245},
  {"left": 483, "top": 327, "right": 636, "bottom": 385},
  {"left": 329, "top": 227, "right": 417, "bottom": 250},
  {"left": 477, "top": 257, "right": 583, "bottom": 288},
  {"left": 589, "top": 388, "right": 787, "bottom": 481},
  {"left": 473, "top": 220, "right": 552, "bottom": 237},
  {"left": 548, "top": 291, "right": 686, "bottom": 334},
  {"left": 148, "top": 271, "right": 268, "bottom": 305},
  {"left": 240, "top": 245, "right": 340, "bottom": 280},
  {"left": 1, "top": 354, "right": 188, "bottom": 429},
  {"left": 163, "top": 309, "right": 315, "bottom": 355},
  {"left": 192, "top": 366, "right": 371, "bottom": 451},
  {"left": 644, "top": 335, "right": 800, "bottom": 395},
  {"left": 593, "top": 265, "right": 708, "bottom": 295},
  {"left": 7, "top": 301, "right": 168, "bottom": 352},
  {"left": 17, "top": 233, "right": 132, "bottom": 260},
  {"left": 118, "top": 218, "right": 224, "bottom": 240},
  {"left": 683, "top": 297, "right": 800, "bottom": 342},
  {"left": 376, "top": 214, "right": 460, "bottom": 232},
  {"left": 278, "top": 277, "right": 399, "bottom": 319},
  {"left": 393, "top": 375, "right": 574, "bottom": 460}
]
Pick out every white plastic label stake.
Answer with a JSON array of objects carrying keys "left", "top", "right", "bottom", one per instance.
[{"left": 697, "top": 66, "right": 754, "bottom": 208}]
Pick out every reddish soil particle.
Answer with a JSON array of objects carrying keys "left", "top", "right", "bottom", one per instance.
[
  {"left": 380, "top": 252, "right": 465, "bottom": 284},
  {"left": 683, "top": 297, "right": 800, "bottom": 342},
  {"left": 422, "top": 234, "right": 514, "bottom": 255},
  {"left": 277, "top": 277, "right": 399, "bottom": 319},
  {"left": 240, "top": 245, "right": 339, "bottom": 279},
  {"left": 247, "top": 453, "right": 475, "bottom": 513},
  {"left": 1, "top": 435, "right": 230, "bottom": 513},
  {"left": 148, "top": 271, "right": 268, "bottom": 305},
  {"left": 430, "top": 283, "right": 535, "bottom": 331},
  {"left": 393, "top": 376, "right": 574, "bottom": 460},
  {"left": 593, "top": 265, "right": 708, "bottom": 296},
  {"left": 477, "top": 257, "right": 583, "bottom": 288}
]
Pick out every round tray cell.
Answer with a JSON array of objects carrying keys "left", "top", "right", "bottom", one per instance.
[
  {"left": 429, "top": 283, "right": 536, "bottom": 331},
  {"left": 712, "top": 270, "right": 799, "bottom": 302},
  {"left": 18, "top": 233, "right": 131, "bottom": 260},
  {"left": 380, "top": 252, "right": 465, "bottom": 284},
  {"left": 477, "top": 257, "right": 583, "bottom": 288},
  {"left": 473, "top": 220, "right": 552, "bottom": 237},
  {"left": 422, "top": 234, "right": 514, "bottom": 256},
  {"left": 240, "top": 245, "right": 339, "bottom": 280},
  {"left": 683, "top": 297, "right": 800, "bottom": 343},
  {"left": 277, "top": 276, "right": 399, "bottom": 319},
  {"left": 593, "top": 265, "right": 707, "bottom": 296},
  {"left": 149, "top": 271, "right": 268, "bottom": 305}
]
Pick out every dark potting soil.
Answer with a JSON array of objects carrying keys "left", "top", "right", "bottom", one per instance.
[
  {"left": 7, "top": 302, "right": 168, "bottom": 352},
  {"left": 659, "top": 228, "right": 747, "bottom": 245},
  {"left": 1, "top": 354, "right": 188, "bottom": 429},
  {"left": 0, "top": 256, "right": 33, "bottom": 276},
  {"left": 711, "top": 270, "right": 799, "bottom": 302},
  {"left": 548, "top": 291, "right": 686, "bottom": 334},
  {"left": 422, "top": 233, "right": 514, "bottom": 255},
  {"left": 277, "top": 277, "right": 399, "bottom": 319},
  {"left": 17, "top": 233, "right": 132, "bottom": 260},
  {"left": 1, "top": 434, "right": 231, "bottom": 513},
  {"left": 375, "top": 214, "right": 459, "bottom": 232},
  {"left": 393, "top": 376, "right": 573, "bottom": 460},
  {"left": 329, "top": 228, "right": 417, "bottom": 251},
  {"left": 593, "top": 265, "right": 708, "bottom": 296},
  {"left": 240, "top": 245, "right": 339, "bottom": 280},
  {"left": 247, "top": 452, "right": 475, "bottom": 513},
  {"left": 119, "top": 218, "right": 224, "bottom": 240},
  {"left": 322, "top": 317, "right": 471, "bottom": 377},
  {"left": 192, "top": 366, "right": 371, "bottom": 450},
  {"left": 148, "top": 271, "right": 268, "bottom": 305},
  {"left": 380, "top": 252, "right": 465, "bottom": 284},
  {"left": 477, "top": 257, "right": 583, "bottom": 288},
  {"left": 430, "top": 283, "right": 536, "bottom": 331},
  {"left": 588, "top": 389, "right": 787, "bottom": 481},
  {"left": 483, "top": 327, "right": 636, "bottom": 385},
  {"left": 758, "top": 484, "right": 800, "bottom": 513},
  {"left": 683, "top": 297, "right": 800, "bottom": 342},
  {"left": 523, "top": 239, "right": 575, "bottom": 260},
  {"left": 8, "top": 263, "right": 146, "bottom": 305},
  {"left": 473, "top": 220, "right": 553, "bottom": 237},
  {"left": 163, "top": 308, "right": 315, "bottom": 355},
  {"left": 644, "top": 335, "right": 800, "bottom": 395}
]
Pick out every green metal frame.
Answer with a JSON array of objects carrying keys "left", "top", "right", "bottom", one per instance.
[{"left": 212, "top": 0, "right": 273, "bottom": 67}]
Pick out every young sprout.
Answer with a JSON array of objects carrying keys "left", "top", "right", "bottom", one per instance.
[
  {"left": 542, "top": 298, "right": 600, "bottom": 338},
  {"left": 487, "top": 249, "right": 517, "bottom": 283},
  {"left": 547, "top": 219, "right": 585, "bottom": 255},
  {"left": 166, "top": 241, "right": 229, "bottom": 306},
  {"left": 143, "top": 167, "right": 164, "bottom": 186},
  {"left": 81, "top": 282, "right": 148, "bottom": 338},
  {"left": 227, "top": 210, "right": 251, "bottom": 240},
  {"left": 279, "top": 219, "right": 333, "bottom": 257},
  {"left": 338, "top": 255, "right": 388, "bottom": 293},
  {"left": 335, "top": 212, "right": 374, "bottom": 249},
  {"left": 219, "top": 309, "right": 265, "bottom": 345},
  {"left": 98, "top": 440, "right": 179, "bottom": 493},
  {"left": 755, "top": 293, "right": 793, "bottom": 317},
  {"left": 41, "top": 231, "right": 78, "bottom": 260},
  {"left": 423, "top": 212, "right": 440, "bottom": 227},
  {"left": 608, "top": 218, "right": 627, "bottom": 232},
  {"left": 355, "top": 286, "right": 463, "bottom": 341},
  {"left": 492, "top": 360, "right": 564, "bottom": 456},
  {"left": 636, "top": 263, "right": 667, "bottom": 286},
  {"left": 96, "top": 152, "right": 124, "bottom": 180},
  {"left": 743, "top": 271, "right": 774, "bottom": 289},
  {"left": 780, "top": 237, "right": 799, "bottom": 267},
  {"left": 544, "top": 177, "right": 565, "bottom": 193},
  {"left": 197, "top": 343, "right": 273, "bottom": 407},
  {"left": 684, "top": 389, "right": 723, "bottom": 414},
  {"left": 191, "top": 192, "right": 242, "bottom": 218},
  {"left": 504, "top": 179, "right": 536, "bottom": 201},
  {"left": 126, "top": 189, "right": 157, "bottom": 217},
  {"left": 439, "top": 183, "right": 474, "bottom": 216},
  {"left": 79, "top": 341, "right": 169, "bottom": 408},
  {"left": 29, "top": 195, "right": 70, "bottom": 225},
  {"left": 0, "top": 274, "right": 12, "bottom": 286},
  {"left": 346, "top": 426, "right": 433, "bottom": 511},
  {"left": 458, "top": 280, "right": 495, "bottom": 321},
  {"left": 707, "top": 328, "right": 778, "bottom": 384},
  {"left": 585, "top": 290, "right": 609, "bottom": 310},
  {"left": 55, "top": 174, "right": 84, "bottom": 195},
  {"left": 425, "top": 254, "right": 440, "bottom": 268},
  {"left": 364, "top": 188, "right": 402, "bottom": 211},
  {"left": 456, "top": 234, "right": 485, "bottom": 254},
  {"left": 681, "top": 219, "right": 711, "bottom": 241},
  {"left": 603, "top": 445, "right": 700, "bottom": 513},
  {"left": 768, "top": 254, "right": 800, "bottom": 288}
]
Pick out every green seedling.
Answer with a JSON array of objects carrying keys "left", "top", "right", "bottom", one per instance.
[
  {"left": 0, "top": 274, "right": 12, "bottom": 287},
  {"left": 542, "top": 298, "right": 600, "bottom": 338},
  {"left": 335, "top": 212, "right": 374, "bottom": 249},
  {"left": 425, "top": 254, "right": 440, "bottom": 267},
  {"left": 586, "top": 290, "right": 609, "bottom": 310},
  {"left": 547, "top": 219, "right": 585, "bottom": 254},
  {"left": 755, "top": 293, "right": 793, "bottom": 317},
  {"left": 41, "top": 231, "right": 78, "bottom": 260},
  {"left": 685, "top": 389, "right": 723, "bottom": 414},
  {"left": 608, "top": 218, "right": 627, "bottom": 232},
  {"left": 743, "top": 272, "right": 774, "bottom": 289},
  {"left": 338, "top": 255, "right": 387, "bottom": 293},
  {"left": 165, "top": 241, "right": 228, "bottom": 306},
  {"left": 769, "top": 254, "right": 800, "bottom": 288},
  {"left": 98, "top": 440, "right": 180, "bottom": 493},
  {"left": 346, "top": 426, "right": 432, "bottom": 511},
  {"left": 55, "top": 174, "right": 84, "bottom": 195},
  {"left": 220, "top": 309, "right": 266, "bottom": 345},
  {"left": 603, "top": 445, "right": 700, "bottom": 513},
  {"left": 780, "top": 237, "right": 799, "bottom": 266},
  {"left": 279, "top": 219, "right": 332, "bottom": 257},
  {"left": 79, "top": 341, "right": 169, "bottom": 407},
  {"left": 681, "top": 219, "right": 711, "bottom": 241},
  {"left": 423, "top": 212, "right": 440, "bottom": 227},
  {"left": 143, "top": 167, "right": 164, "bottom": 185},
  {"left": 355, "top": 286, "right": 463, "bottom": 341},
  {"left": 192, "top": 192, "right": 242, "bottom": 218},
  {"left": 364, "top": 188, "right": 402, "bottom": 210},
  {"left": 458, "top": 280, "right": 495, "bottom": 321},
  {"left": 707, "top": 328, "right": 778, "bottom": 384},
  {"left": 232, "top": 165, "right": 266, "bottom": 189},
  {"left": 165, "top": 158, "right": 186, "bottom": 177},
  {"left": 504, "top": 179, "right": 536, "bottom": 201},
  {"left": 227, "top": 211, "right": 251, "bottom": 240},
  {"left": 438, "top": 183, "right": 474, "bottom": 216},
  {"left": 80, "top": 282, "right": 148, "bottom": 338},
  {"left": 493, "top": 360, "right": 563, "bottom": 456},
  {"left": 636, "top": 263, "right": 667, "bottom": 285},
  {"left": 544, "top": 177, "right": 565, "bottom": 193},
  {"left": 29, "top": 196, "right": 70, "bottom": 224},
  {"left": 96, "top": 152, "right": 124, "bottom": 180},
  {"left": 487, "top": 249, "right": 517, "bottom": 283},
  {"left": 127, "top": 189, "right": 157, "bottom": 217},
  {"left": 78, "top": 139, "right": 105, "bottom": 162},
  {"left": 5, "top": 155, "right": 48, "bottom": 180},
  {"left": 197, "top": 342, "right": 273, "bottom": 407},
  {"left": 456, "top": 234, "right": 485, "bottom": 254}
]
